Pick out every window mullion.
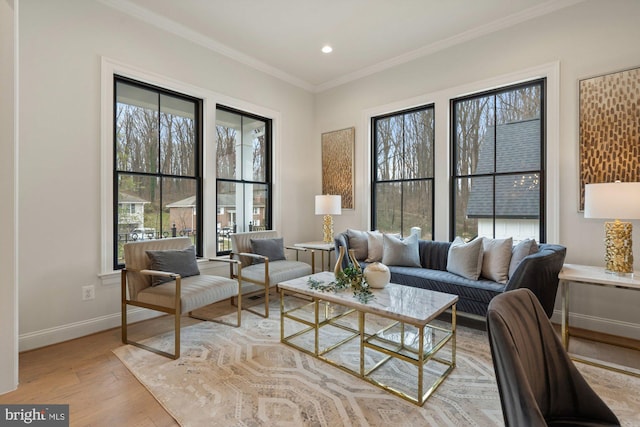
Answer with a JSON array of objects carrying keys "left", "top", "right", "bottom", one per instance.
[
  {"left": 492, "top": 94, "right": 497, "bottom": 239},
  {"left": 157, "top": 92, "right": 163, "bottom": 235}
]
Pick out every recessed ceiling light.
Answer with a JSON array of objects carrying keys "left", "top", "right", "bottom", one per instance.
[{"left": 321, "top": 45, "right": 333, "bottom": 54}]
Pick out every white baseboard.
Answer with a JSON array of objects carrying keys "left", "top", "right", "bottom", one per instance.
[
  {"left": 19, "top": 308, "right": 162, "bottom": 352},
  {"left": 20, "top": 304, "right": 639, "bottom": 352},
  {"left": 551, "top": 309, "right": 640, "bottom": 341},
  {"left": 25, "top": 262, "right": 230, "bottom": 352}
]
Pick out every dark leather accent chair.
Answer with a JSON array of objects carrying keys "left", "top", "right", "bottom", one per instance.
[{"left": 486, "top": 288, "right": 620, "bottom": 427}]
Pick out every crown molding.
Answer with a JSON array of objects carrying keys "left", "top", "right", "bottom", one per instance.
[
  {"left": 97, "top": 0, "right": 315, "bottom": 92},
  {"left": 315, "top": 0, "right": 585, "bottom": 92},
  {"left": 99, "top": 0, "right": 584, "bottom": 94}
]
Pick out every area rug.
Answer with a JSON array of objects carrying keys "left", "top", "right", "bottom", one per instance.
[{"left": 114, "top": 298, "right": 640, "bottom": 427}]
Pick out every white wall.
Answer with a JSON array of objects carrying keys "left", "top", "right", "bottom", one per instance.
[
  {"left": 17, "top": 0, "right": 316, "bottom": 351},
  {"left": 0, "top": 0, "right": 18, "bottom": 395},
  {"left": 13, "top": 0, "right": 640, "bottom": 359},
  {"left": 315, "top": 0, "right": 640, "bottom": 339}
]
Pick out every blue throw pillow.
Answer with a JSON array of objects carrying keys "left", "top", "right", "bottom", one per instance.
[
  {"left": 145, "top": 246, "right": 200, "bottom": 286},
  {"left": 346, "top": 229, "right": 369, "bottom": 261},
  {"left": 250, "top": 238, "right": 286, "bottom": 264}
]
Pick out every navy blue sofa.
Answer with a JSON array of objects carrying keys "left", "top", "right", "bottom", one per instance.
[{"left": 334, "top": 232, "right": 566, "bottom": 318}]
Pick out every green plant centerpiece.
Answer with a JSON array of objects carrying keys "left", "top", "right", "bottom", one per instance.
[{"left": 308, "top": 248, "right": 374, "bottom": 304}]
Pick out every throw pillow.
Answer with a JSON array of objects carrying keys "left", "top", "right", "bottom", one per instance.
[
  {"left": 481, "top": 237, "right": 513, "bottom": 284},
  {"left": 365, "top": 231, "right": 402, "bottom": 262},
  {"left": 346, "top": 229, "right": 368, "bottom": 260},
  {"left": 365, "top": 231, "right": 384, "bottom": 262},
  {"left": 146, "top": 246, "right": 200, "bottom": 286},
  {"left": 509, "top": 239, "right": 539, "bottom": 278},
  {"left": 382, "top": 233, "right": 421, "bottom": 267},
  {"left": 250, "top": 237, "right": 286, "bottom": 264},
  {"left": 446, "top": 237, "right": 484, "bottom": 280}
]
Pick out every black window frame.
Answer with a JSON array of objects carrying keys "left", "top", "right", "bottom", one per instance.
[
  {"left": 215, "top": 104, "right": 272, "bottom": 255},
  {"left": 371, "top": 104, "right": 435, "bottom": 238},
  {"left": 450, "top": 78, "right": 546, "bottom": 242},
  {"left": 113, "top": 75, "right": 203, "bottom": 269}
]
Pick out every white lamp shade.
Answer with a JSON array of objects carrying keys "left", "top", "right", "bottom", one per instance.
[
  {"left": 315, "top": 195, "right": 342, "bottom": 215},
  {"left": 584, "top": 182, "right": 640, "bottom": 220}
]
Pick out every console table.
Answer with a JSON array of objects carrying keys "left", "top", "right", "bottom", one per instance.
[
  {"left": 294, "top": 241, "right": 334, "bottom": 272},
  {"left": 559, "top": 263, "right": 640, "bottom": 377}
]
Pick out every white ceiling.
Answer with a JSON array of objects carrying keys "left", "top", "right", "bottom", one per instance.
[{"left": 100, "top": 0, "right": 584, "bottom": 92}]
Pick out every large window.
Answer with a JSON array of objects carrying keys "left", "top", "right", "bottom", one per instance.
[
  {"left": 372, "top": 105, "right": 435, "bottom": 238},
  {"left": 114, "top": 76, "right": 202, "bottom": 268},
  {"left": 451, "top": 79, "right": 545, "bottom": 243},
  {"left": 215, "top": 105, "right": 272, "bottom": 254}
]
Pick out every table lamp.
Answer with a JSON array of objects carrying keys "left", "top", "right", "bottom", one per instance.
[
  {"left": 584, "top": 181, "right": 640, "bottom": 276},
  {"left": 315, "top": 195, "right": 341, "bottom": 243}
]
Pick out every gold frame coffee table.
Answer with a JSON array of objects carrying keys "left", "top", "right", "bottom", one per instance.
[{"left": 279, "top": 271, "right": 458, "bottom": 406}]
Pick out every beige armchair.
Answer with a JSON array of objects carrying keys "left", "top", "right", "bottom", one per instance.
[
  {"left": 121, "top": 237, "right": 241, "bottom": 359},
  {"left": 229, "top": 230, "right": 312, "bottom": 318}
]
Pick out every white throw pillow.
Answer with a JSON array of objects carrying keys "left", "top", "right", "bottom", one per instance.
[
  {"left": 481, "top": 237, "right": 513, "bottom": 284},
  {"left": 447, "top": 237, "right": 484, "bottom": 280},
  {"left": 382, "top": 234, "right": 421, "bottom": 267},
  {"left": 365, "top": 231, "right": 384, "bottom": 262},
  {"left": 365, "top": 231, "right": 402, "bottom": 262}
]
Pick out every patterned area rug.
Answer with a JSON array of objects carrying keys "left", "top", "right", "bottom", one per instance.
[{"left": 114, "top": 298, "right": 640, "bottom": 427}]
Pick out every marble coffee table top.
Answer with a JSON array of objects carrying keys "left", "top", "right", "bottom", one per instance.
[{"left": 279, "top": 271, "right": 458, "bottom": 327}]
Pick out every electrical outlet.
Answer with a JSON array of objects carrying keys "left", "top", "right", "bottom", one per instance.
[{"left": 82, "top": 285, "right": 95, "bottom": 301}]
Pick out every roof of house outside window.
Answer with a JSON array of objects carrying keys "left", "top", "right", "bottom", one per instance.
[
  {"left": 214, "top": 194, "right": 266, "bottom": 209},
  {"left": 167, "top": 196, "right": 196, "bottom": 208},
  {"left": 466, "top": 119, "right": 541, "bottom": 219},
  {"left": 119, "top": 192, "right": 149, "bottom": 204}
]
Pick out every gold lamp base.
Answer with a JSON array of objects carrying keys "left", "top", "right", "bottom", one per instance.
[
  {"left": 604, "top": 220, "right": 634, "bottom": 276},
  {"left": 322, "top": 214, "right": 334, "bottom": 243}
]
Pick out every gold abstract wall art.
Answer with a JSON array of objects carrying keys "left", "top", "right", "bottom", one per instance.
[
  {"left": 579, "top": 66, "right": 640, "bottom": 211},
  {"left": 321, "top": 127, "right": 355, "bottom": 209}
]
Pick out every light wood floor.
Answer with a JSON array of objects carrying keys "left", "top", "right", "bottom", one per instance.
[
  {"left": 0, "top": 322, "right": 185, "bottom": 427},
  {"left": 1, "top": 302, "right": 638, "bottom": 427}
]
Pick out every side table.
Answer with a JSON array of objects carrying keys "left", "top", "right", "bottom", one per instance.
[
  {"left": 294, "top": 241, "right": 335, "bottom": 273},
  {"left": 559, "top": 263, "right": 640, "bottom": 378}
]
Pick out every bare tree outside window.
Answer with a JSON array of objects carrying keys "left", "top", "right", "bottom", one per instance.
[
  {"left": 372, "top": 106, "right": 434, "bottom": 238},
  {"left": 114, "top": 77, "right": 202, "bottom": 268},
  {"left": 215, "top": 106, "right": 271, "bottom": 254}
]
